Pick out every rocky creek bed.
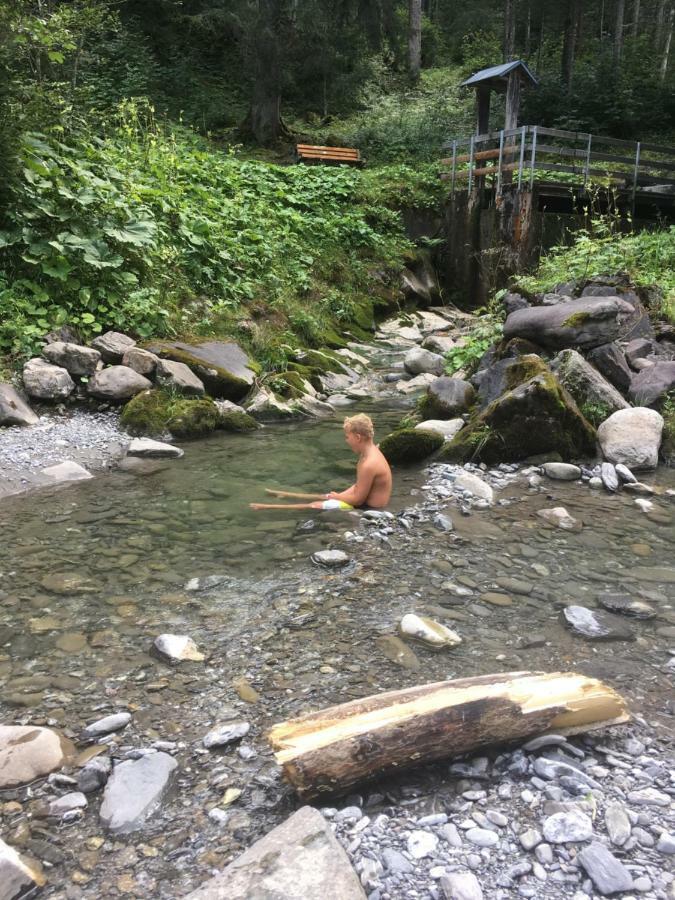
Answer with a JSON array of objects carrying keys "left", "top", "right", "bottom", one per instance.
[{"left": 1, "top": 304, "right": 674, "bottom": 900}]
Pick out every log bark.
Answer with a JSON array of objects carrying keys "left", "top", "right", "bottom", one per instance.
[
  {"left": 409, "top": 0, "right": 422, "bottom": 83},
  {"left": 268, "top": 671, "right": 629, "bottom": 799}
]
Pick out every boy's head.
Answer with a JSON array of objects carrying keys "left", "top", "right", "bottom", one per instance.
[{"left": 343, "top": 414, "right": 374, "bottom": 452}]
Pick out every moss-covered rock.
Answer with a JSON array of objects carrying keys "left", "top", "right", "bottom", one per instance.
[
  {"left": 379, "top": 428, "right": 444, "bottom": 465},
  {"left": 474, "top": 354, "right": 549, "bottom": 409},
  {"left": 662, "top": 399, "right": 675, "bottom": 466},
  {"left": 120, "top": 390, "right": 220, "bottom": 439},
  {"left": 419, "top": 377, "right": 476, "bottom": 419},
  {"left": 145, "top": 340, "right": 258, "bottom": 400},
  {"left": 219, "top": 410, "right": 259, "bottom": 433},
  {"left": 439, "top": 372, "right": 597, "bottom": 465}
]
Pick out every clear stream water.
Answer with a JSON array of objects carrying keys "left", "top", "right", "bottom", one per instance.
[{"left": 1, "top": 393, "right": 674, "bottom": 896}]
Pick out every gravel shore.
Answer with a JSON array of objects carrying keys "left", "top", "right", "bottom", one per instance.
[{"left": 0, "top": 410, "right": 130, "bottom": 498}]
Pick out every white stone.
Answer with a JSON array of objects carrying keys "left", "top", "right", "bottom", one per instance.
[
  {"left": 407, "top": 830, "right": 439, "bottom": 859},
  {"left": 203, "top": 722, "right": 250, "bottom": 749},
  {"left": 0, "top": 837, "right": 46, "bottom": 897},
  {"left": 440, "top": 871, "right": 484, "bottom": 900},
  {"left": 415, "top": 419, "right": 465, "bottom": 440},
  {"left": 537, "top": 506, "right": 579, "bottom": 530},
  {"left": 82, "top": 713, "right": 132, "bottom": 739},
  {"left": 598, "top": 407, "right": 664, "bottom": 470},
  {"left": 541, "top": 462, "right": 581, "bottom": 481},
  {"left": 0, "top": 725, "right": 73, "bottom": 789},
  {"left": 542, "top": 809, "right": 593, "bottom": 843},
  {"left": 127, "top": 438, "right": 184, "bottom": 459},
  {"left": 399, "top": 613, "right": 462, "bottom": 649},
  {"left": 396, "top": 373, "right": 437, "bottom": 394},
  {"left": 153, "top": 634, "right": 204, "bottom": 662},
  {"left": 465, "top": 827, "right": 499, "bottom": 848},
  {"left": 41, "top": 461, "right": 93, "bottom": 483},
  {"left": 311, "top": 550, "right": 350, "bottom": 567},
  {"left": 454, "top": 471, "right": 494, "bottom": 503}
]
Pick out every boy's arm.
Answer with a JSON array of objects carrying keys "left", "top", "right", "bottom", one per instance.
[{"left": 327, "top": 463, "right": 375, "bottom": 507}]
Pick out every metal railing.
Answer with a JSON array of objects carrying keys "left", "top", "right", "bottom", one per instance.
[{"left": 441, "top": 126, "right": 675, "bottom": 203}]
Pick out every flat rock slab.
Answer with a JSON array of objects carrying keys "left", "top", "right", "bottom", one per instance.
[
  {"left": 375, "top": 635, "right": 421, "bottom": 671},
  {"left": 185, "top": 806, "right": 365, "bottom": 900},
  {"left": 0, "top": 837, "right": 46, "bottom": 898},
  {"left": 127, "top": 438, "right": 184, "bottom": 459},
  {"left": 0, "top": 725, "right": 74, "bottom": 788},
  {"left": 561, "top": 606, "right": 635, "bottom": 641},
  {"left": 147, "top": 340, "right": 256, "bottom": 400},
  {"left": 578, "top": 841, "right": 634, "bottom": 895},
  {"left": 503, "top": 297, "right": 637, "bottom": 350},
  {"left": 99, "top": 752, "right": 177, "bottom": 834},
  {"left": 41, "top": 461, "right": 93, "bottom": 484},
  {"left": 416, "top": 418, "right": 465, "bottom": 440}
]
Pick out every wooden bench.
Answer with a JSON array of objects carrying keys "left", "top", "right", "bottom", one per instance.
[{"left": 295, "top": 144, "right": 363, "bottom": 167}]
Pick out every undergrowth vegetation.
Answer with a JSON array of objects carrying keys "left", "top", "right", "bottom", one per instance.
[{"left": 0, "top": 105, "right": 444, "bottom": 368}]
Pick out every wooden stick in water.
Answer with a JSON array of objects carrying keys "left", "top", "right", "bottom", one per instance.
[{"left": 265, "top": 489, "right": 326, "bottom": 500}]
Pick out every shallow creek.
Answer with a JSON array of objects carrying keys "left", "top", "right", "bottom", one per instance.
[{"left": 1, "top": 393, "right": 674, "bottom": 896}]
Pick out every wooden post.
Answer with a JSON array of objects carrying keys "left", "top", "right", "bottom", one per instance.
[
  {"left": 451, "top": 140, "right": 457, "bottom": 197},
  {"left": 468, "top": 135, "right": 475, "bottom": 192},
  {"left": 497, "top": 129, "right": 505, "bottom": 194},
  {"left": 517, "top": 125, "right": 527, "bottom": 189},
  {"left": 530, "top": 125, "right": 538, "bottom": 189},
  {"left": 584, "top": 133, "right": 593, "bottom": 189},
  {"left": 632, "top": 140, "right": 641, "bottom": 216},
  {"left": 504, "top": 70, "right": 521, "bottom": 132},
  {"left": 476, "top": 85, "right": 491, "bottom": 135}
]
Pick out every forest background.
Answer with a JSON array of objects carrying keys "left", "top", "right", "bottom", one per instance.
[{"left": 0, "top": 0, "right": 674, "bottom": 376}]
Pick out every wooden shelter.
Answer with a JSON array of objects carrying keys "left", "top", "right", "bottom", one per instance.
[{"left": 462, "top": 60, "right": 538, "bottom": 136}]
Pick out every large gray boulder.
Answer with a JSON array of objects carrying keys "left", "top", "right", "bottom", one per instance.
[
  {"left": 404, "top": 346, "right": 445, "bottom": 377},
  {"left": 185, "top": 806, "right": 366, "bottom": 900},
  {"left": 473, "top": 354, "right": 548, "bottom": 408},
  {"left": 598, "top": 407, "right": 664, "bottom": 470},
  {"left": 587, "top": 343, "right": 633, "bottom": 392},
  {"left": 122, "top": 347, "right": 159, "bottom": 377},
  {"left": 99, "top": 752, "right": 178, "bottom": 834},
  {"left": 155, "top": 358, "right": 205, "bottom": 396},
  {"left": 91, "top": 330, "right": 136, "bottom": 363},
  {"left": 22, "top": 357, "right": 75, "bottom": 401},
  {"left": 503, "top": 297, "right": 638, "bottom": 351},
  {"left": 424, "top": 377, "right": 476, "bottom": 418},
  {"left": 87, "top": 366, "right": 152, "bottom": 402},
  {"left": 0, "top": 725, "right": 74, "bottom": 788},
  {"left": 146, "top": 340, "right": 256, "bottom": 400},
  {"left": 551, "top": 349, "right": 630, "bottom": 424},
  {"left": 628, "top": 361, "right": 675, "bottom": 407},
  {"left": 42, "top": 341, "right": 101, "bottom": 375},
  {"left": 0, "top": 385, "right": 39, "bottom": 426}
]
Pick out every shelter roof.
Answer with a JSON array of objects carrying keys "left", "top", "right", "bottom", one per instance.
[{"left": 461, "top": 60, "right": 538, "bottom": 90}]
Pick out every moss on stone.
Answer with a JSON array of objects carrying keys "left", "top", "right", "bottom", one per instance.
[
  {"left": 661, "top": 396, "right": 675, "bottom": 466},
  {"left": 438, "top": 372, "right": 596, "bottom": 465},
  {"left": 379, "top": 428, "right": 444, "bottom": 465},
  {"left": 120, "top": 389, "right": 220, "bottom": 439},
  {"left": 274, "top": 371, "right": 311, "bottom": 399},
  {"left": 219, "top": 410, "right": 259, "bottom": 433},
  {"left": 503, "top": 354, "right": 550, "bottom": 392},
  {"left": 562, "top": 311, "right": 592, "bottom": 328}
]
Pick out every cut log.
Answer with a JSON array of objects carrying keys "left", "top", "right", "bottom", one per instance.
[{"left": 267, "top": 671, "right": 629, "bottom": 799}]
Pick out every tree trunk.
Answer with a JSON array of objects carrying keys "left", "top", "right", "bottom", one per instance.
[
  {"left": 632, "top": 0, "right": 640, "bottom": 37},
  {"left": 656, "top": 0, "right": 668, "bottom": 49},
  {"left": 268, "top": 671, "right": 629, "bottom": 800},
  {"left": 562, "top": 0, "right": 580, "bottom": 91},
  {"left": 503, "top": 0, "right": 517, "bottom": 61},
  {"left": 661, "top": 3, "right": 674, "bottom": 81},
  {"left": 524, "top": 1, "right": 531, "bottom": 59},
  {"left": 243, "top": 0, "right": 288, "bottom": 145},
  {"left": 408, "top": 0, "right": 422, "bottom": 83},
  {"left": 614, "top": 0, "right": 626, "bottom": 68}
]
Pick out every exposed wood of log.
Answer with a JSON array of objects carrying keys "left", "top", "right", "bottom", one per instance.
[{"left": 267, "top": 671, "right": 629, "bottom": 799}]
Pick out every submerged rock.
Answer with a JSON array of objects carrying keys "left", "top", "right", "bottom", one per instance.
[
  {"left": 100, "top": 752, "right": 178, "bottom": 834},
  {"left": 399, "top": 613, "right": 462, "bottom": 649},
  {"left": 153, "top": 633, "right": 205, "bottom": 662},
  {"left": 311, "top": 549, "right": 350, "bottom": 568},
  {"left": 375, "top": 635, "right": 421, "bottom": 670},
  {"left": 598, "top": 407, "right": 664, "bottom": 470},
  {"left": 537, "top": 507, "right": 580, "bottom": 530},
  {"left": 561, "top": 606, "right": 635, "bottom": 641},
  {"left": 0, "top": 725, "right": 74, "bottom": 788},
  {"left": 184, "top": 806, "right": 366, "bottom": 900},
  {"left": 42, "top": 461, "right": 93, "bottom": 484},
  {"left": 596, "top": 593, "right": 656, "bottom": 619},
  {"left": 379, "top": 428, "right": 444, "bottom": 464}
]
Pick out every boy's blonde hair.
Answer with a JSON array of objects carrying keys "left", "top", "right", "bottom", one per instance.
[{"left": 344, "top": 413, "right": 374, "bottom": 440}]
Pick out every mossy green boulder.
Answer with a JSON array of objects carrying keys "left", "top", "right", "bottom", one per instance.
[
  {"left": 439, "top": 372, "right": 597, "bottom": 464},
  {"left": 121, "top": 390, "right": 220, "bottom": 439},
  {"left": 145, "top": 340, "right": 258, "bottom": 400},
  {"left": 219, "top": 410, "right": 259, "bottom": 433},
  {"left": 379, "top": 428, "right": 444, "bottom": 464}
]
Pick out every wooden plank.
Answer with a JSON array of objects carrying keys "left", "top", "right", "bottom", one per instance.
[
  {"left": 297, "top": 150, "right": 360, "bottom": 159},
  {"left": 296, "top": 144, "right": 360, "bottom": 154},
  {"left": 636, "top": 141, "right": 675, "bottom": 155},
  {"left": 441, "top": 148, "right": 501, "bottom": 165},
  {"left": 535, "top": 143, "right": 675, "bottom": 173}
]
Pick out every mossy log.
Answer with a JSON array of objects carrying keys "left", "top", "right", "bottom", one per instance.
[{"left": 268, "top": 671, "right": 629, "bottom": 800}]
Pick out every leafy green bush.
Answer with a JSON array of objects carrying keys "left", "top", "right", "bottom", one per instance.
[
  {"left": 0, "top": 111, "right": 423, "bottom": 363},
  {"left": 444, "top": 316, "right": 503, "bottom": 375}
]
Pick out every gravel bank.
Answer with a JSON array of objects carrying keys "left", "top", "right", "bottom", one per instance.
[{"left": 0, "top": 410, "right": 130, "bottom": 498}]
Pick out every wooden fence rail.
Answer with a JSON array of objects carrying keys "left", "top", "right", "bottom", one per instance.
[{"left": 440, "top": 125, "right": 675, "bottom": 202}]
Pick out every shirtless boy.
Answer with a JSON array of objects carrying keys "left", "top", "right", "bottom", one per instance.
[{"left": 250, "top": 414, "right": 392, "bottom": 511}]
